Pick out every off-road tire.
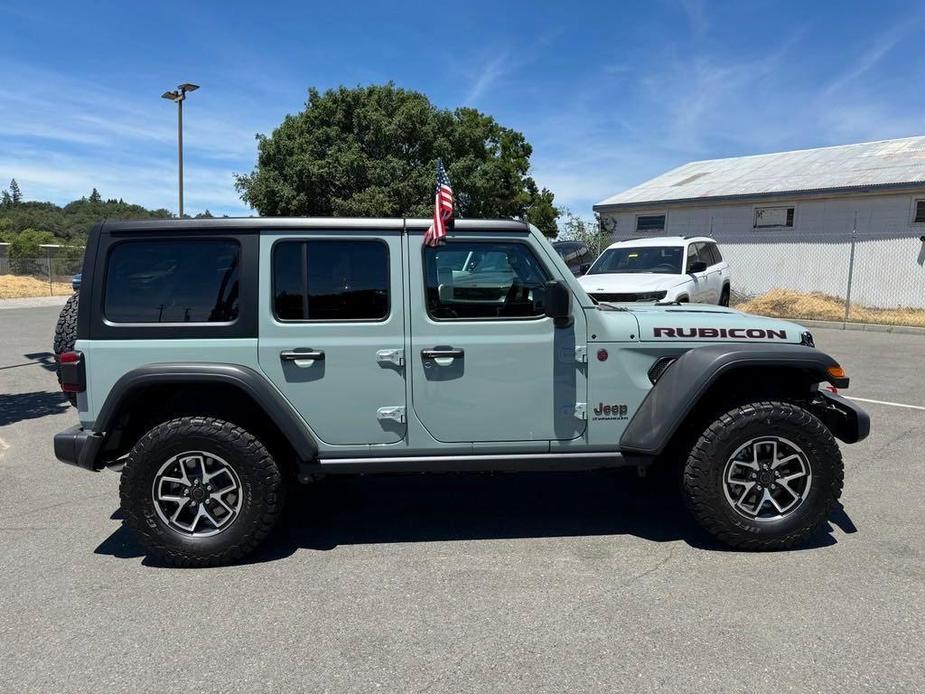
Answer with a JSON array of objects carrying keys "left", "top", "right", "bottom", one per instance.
[
  {"left": 53, "top": 292, "right": 80, "bottom": 407},
  {"left": 120, "top": 417, "right": 284, "bottom": 567},
  {"left": 683, "top": 401, "right": 843, "bottom": 550},
  {"left": 719, "top": 286, "right": 730, "bottom": 306}
]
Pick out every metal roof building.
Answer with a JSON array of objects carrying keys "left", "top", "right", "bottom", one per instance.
[
  {"left": 595, "top": 135, "right": 925, "bottom": 211},
  {"left": 592, "top": 136, "right": 925, "bottom": 311}
]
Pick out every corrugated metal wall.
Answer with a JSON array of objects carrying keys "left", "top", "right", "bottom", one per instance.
[{"left": 601, "top": 192, "right": 925, "bottom": 309}]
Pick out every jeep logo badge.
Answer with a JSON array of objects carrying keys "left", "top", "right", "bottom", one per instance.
[{"left": 592, "top": 403, "right": 629, "bottom": 421}]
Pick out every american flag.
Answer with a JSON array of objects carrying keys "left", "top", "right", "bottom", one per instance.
[{"left": 423, "top": 160, "right": 454, "bottom": 247}]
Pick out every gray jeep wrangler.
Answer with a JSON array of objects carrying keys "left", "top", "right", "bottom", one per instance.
[{"left": 54, "top": 218, "right": 869, "bottom": 566}]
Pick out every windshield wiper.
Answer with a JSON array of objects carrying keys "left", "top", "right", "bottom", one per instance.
[{"left": 597, "top": 302, "right": 629, "bottom": 311}]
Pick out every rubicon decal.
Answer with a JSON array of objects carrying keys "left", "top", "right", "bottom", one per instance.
[{"left": 653, "top": 327, "right": 788, "bottom": 339}]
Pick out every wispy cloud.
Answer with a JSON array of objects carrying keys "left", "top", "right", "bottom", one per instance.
[
  {"left": 463, "top": 53, "right": 509, "bottom": 106},
  {"left": 822, "top": 22, "right": 909, "bottom": 97}
]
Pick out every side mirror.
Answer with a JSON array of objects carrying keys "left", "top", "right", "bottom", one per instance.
[
  {"left": 544, "top": 280, "right": 573, "bottom": 327},
  {"left": 579, "top": 262, "right": 592, "bottom": 275},
  {"left": 689, "top": 260, "right": 708, "bottom": 274}
]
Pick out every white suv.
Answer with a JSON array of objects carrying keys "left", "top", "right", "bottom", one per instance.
[{"left": 577, "top": 236, "right": 731, "bottom": 305}]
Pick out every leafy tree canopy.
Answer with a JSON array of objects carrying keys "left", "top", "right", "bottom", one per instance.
[
  {"left": 235, "top": 84, "right": 559, "bottom": 236},
  {"left": 0, "top": 187, "right": 172, "bottom": 246}
]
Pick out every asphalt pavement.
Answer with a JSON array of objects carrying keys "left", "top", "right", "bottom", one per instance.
[{"left": 0, "top": 304, "right": 922, "bottom": 693}]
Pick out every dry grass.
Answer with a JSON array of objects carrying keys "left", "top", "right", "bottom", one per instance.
[
  {"left": 0, "top": 274, "right": 73, "bottom": 299},
  {"left": 736, "top": 288, "right": 925, "bottom": 327}
]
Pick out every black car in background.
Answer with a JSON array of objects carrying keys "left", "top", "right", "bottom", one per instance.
[{"left": 552, "top": 240, "right": 595, "bottom": 276}]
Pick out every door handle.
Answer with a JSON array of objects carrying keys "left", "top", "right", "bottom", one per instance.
[
  {"left": 280, "top": 350, "right": 325, "bottom": 362},
  {"left": 421, "top": 348, "right": 464, "bottom": 359}
]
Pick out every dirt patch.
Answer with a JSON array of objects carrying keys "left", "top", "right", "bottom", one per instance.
[
  {"left": 0, "top": 275, "right": 73, "bottom": 299},
  {"left": 735, "top": 288, "right": 925, "bottom": 327}
]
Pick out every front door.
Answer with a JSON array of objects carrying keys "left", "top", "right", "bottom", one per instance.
[
  {"left": 258, "top": 230, "right": 406, "bottom": 446},
  {"left": 685, "top": 243, "right": 710, "bottom": 302},
  {"left": 408, "top": 232, "right": 587, "bottom": 444}
]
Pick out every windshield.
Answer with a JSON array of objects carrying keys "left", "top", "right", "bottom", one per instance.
[{"left": 587, "top": 246, "right": 683, "bottom": 275}]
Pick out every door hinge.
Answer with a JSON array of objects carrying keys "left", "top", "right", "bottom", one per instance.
[
  {"left": 376, "top": 349, "right": 405, "bottom": 367},
  {"left": 574, "top": 346, "right": 587, "bottom": 363},
  {"left": 574, "top": 402, "right": 587, "bottom": 420},
  {"left": 377, "top": 406, "right": 406, "bottom": 423}
]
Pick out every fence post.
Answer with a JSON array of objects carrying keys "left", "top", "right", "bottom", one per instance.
[
  {"left": 45, "top": 247, "right": 53, "bottom": 296},
  {"left": 843, "top": 217, "right": 857, "bottom": 326}
]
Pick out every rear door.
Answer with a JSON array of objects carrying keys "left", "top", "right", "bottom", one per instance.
[
  {"left": 257, "top": 230, "right": 406, "bottom": 446},
  {"left": 407, "top": 231, "right": 587, "bottom": 445}
]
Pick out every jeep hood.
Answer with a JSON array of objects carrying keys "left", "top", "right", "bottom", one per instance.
[
  {"left": 577, "top": 273, "right": 685, "bottom": 294},
  {"left": 587, "top": 303, "right": 805, "bottom": 345},
  {"left": 629, "top": 304, "right": 805, "bottom": 343}
]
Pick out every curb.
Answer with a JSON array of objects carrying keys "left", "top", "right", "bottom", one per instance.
[
  {"left": 0, "top": 294, "right": 71, "bottom": 310},
  {"left": 794, "top": 318, "right": 925, "bottom": 336}
]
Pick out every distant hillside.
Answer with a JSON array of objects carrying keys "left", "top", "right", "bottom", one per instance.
[{"left": 0, "top": 185, "right": 174, "bottom": 245}]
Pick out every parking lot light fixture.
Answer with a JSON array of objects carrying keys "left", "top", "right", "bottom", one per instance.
[{"left": 161, "top": 83, "right": 200, "bottom": 217}]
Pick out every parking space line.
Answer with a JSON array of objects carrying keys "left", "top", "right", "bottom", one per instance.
[{"left": 846, "top": 396, "right": 925, "bottom": 412}]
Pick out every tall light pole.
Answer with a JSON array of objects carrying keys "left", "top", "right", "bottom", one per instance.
[{"left": 161, "top": 83, "right": 199, "bottom": 218}]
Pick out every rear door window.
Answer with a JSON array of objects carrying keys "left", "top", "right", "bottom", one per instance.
[
  {"left": 104, "top": 239, "right": 240, "bottom": 323},
  {"left": 273, "top": 240, "right": 389, "bottom": 321}
]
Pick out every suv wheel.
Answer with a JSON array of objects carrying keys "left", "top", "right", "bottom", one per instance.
[
  {"left": 120, "top": 417, "right": 284, "bottom": 567},
  {"left": 719, "top": 286, "right": 730, "bottom": 306},
  {"left": 53, "top": 292, "right": 80, "bottom": 407},
  {"left": 682, "top": 401, "right": 843, "bottom": 550}
]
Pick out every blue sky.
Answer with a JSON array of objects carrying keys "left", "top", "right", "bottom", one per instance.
[{"left": 1, "top": 0, "right": 924, "bottom": 219}]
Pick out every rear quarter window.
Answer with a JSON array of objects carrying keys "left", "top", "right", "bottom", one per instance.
[{"left": 104, "top": 239, "right": 240, "bottom": 323}]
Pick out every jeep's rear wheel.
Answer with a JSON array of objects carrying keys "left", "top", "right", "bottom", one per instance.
[
  {"left": 682, "top": 401, "right": 843, "bottom": 550},
  {"left": 120, "top": 417, "right": 284, "bottom": 567}
]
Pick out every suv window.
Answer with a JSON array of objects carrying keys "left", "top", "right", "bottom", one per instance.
[
  {"left": 104, "top": 239, "right": 240, "bottom": 323},
  {"left": 273, "top": 240, "right": 389, "bottom": 321},
  {"left": 587, "top": 246, "right": 683, "bottom": 275},
  {"left": 424, "top": 241, "right": 550, "bottom": 319},
  {"left": 705, "top": 242, "right": 722, "bottom": 264},
  {"left": 686, "top": 244, "right": 699, "bottom": 272}
]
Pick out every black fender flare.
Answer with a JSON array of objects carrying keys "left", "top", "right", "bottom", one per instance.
[
  {"left": 88, "top": 363, "right": 318, "bottom": 466},
  {"left": 620, "top": 344, "right": 852, "bottom": 456}
]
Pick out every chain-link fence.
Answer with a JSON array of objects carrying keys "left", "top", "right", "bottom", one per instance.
[
  {"left": 726, "top": 233, "right": 925, "bottom": 327},
  {"left": 0, "top": 252, "right": 83, "bottom": 298}
]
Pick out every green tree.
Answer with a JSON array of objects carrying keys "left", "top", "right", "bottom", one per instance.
[
  {"left": 235, "top": 84, "right": 559, "bottom": 236},
  {"left": 5, "top": 227, "right": 56, "bottom": 274},
  {"left": 9, "top": 179, "right": 22, "bottom": 205},
  {"left": 89, "top": 188, "right": 102, "bottom": 204},
  {"left": 557, "top": 208, "right": 616, "bottom": 257},
  {"left": 1, "top": 191, "right": 10, "bottom": 209}
]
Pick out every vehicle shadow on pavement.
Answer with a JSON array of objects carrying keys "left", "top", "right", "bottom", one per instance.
[
  {"left": 94, "top": 469, "right": 857, "bottom": 567},
  {"left": 0, "top": 390, "right": 70, "bottom": 426}
]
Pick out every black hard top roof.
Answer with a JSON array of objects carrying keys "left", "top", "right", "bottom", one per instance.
[{"left": 99, "top": 217, "right": 531, "bottom": 233}]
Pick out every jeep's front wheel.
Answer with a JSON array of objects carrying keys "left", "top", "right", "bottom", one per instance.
[
  {"left": 682, "top": 401, "right": 843, "bottom": 550},
  {"left": 120, "top": 417, "right": 284, "bottom": 567}
]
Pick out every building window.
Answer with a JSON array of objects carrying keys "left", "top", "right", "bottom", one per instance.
[
  {"left": 635, "top": 214, "right": 666, "bottom": 232},
  {"left": 914, "top": 200, "right": 925, "bottom": 224},
  {"left": 104, "top": 239, "right": 240, "bottom": 324},
  {"left": 273, "top": 240, "right": 390, "bottom": 321},
  {"left": 754, "top": 206, "right": 795, "bottom": 229}
]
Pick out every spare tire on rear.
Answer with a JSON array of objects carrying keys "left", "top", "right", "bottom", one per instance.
[{"left": 53, "top": 292, "right": 80, "bottom": 407}]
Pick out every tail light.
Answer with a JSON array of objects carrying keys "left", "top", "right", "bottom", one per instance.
[{"left": 58, "top": 351, "right": 86, "bottom": 393}]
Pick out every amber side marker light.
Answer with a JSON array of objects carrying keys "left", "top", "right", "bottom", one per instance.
[{"left": 826, "top": 365, "right": 850, "bottom": 388}]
